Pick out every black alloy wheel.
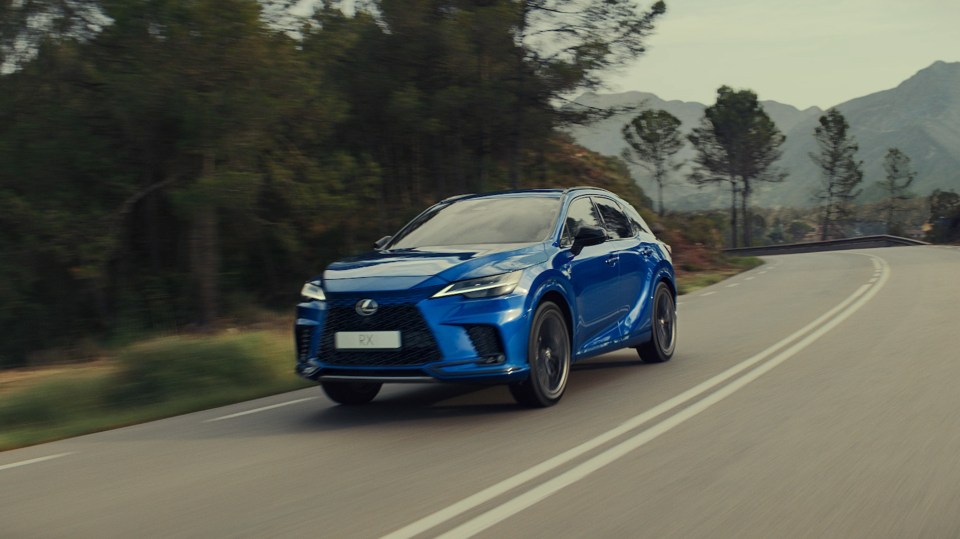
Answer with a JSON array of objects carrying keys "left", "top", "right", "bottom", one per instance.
[
  {"left": 320, "top": 381, "right": 382, "bottom": 405},
  {"left": 637, "top": 281, "right": 677, "bottom": 363},
  {"left": 510, "top": 301, "right": 571, "bottom": 407}
]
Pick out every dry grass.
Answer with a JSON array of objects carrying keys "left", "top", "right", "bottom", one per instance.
[{"left": 0, "top": 360, "right": 118, "bottom": 395}]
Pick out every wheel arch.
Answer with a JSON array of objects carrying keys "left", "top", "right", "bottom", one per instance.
[
  {"left": 538, "top": 290, "right": 573, "bottom": 343},
  {"left": 659, "top": 273, "right": 677, "bottom": 300},
  {"left": 651, "top": 260, "right": 677, "bottom": 300}
]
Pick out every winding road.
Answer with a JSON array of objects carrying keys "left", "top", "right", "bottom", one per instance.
[{"left": 3, "top": 246, "right": 960, "bottom": 538}]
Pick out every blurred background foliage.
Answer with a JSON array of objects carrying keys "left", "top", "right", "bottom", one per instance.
[{"left": 0, "top": 0, "right": 664, "bottom": 367}]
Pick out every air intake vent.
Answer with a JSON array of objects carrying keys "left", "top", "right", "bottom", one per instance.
[
  {"left": 296, "top": 325, "right": 315, "bottom": 363},
  {"left": 465, "top": 325, "right": 504, "bottom": 357}
]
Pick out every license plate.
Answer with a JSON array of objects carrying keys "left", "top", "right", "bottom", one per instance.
[{"left": 335, "top": 331, "right": 402, "bottom": 350}]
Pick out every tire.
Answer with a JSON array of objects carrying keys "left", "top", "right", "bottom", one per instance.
[
  {"left": 637, "top": 281, "right": 677, "bottom": 363},
  {"left": 320, "top": 381, "right": 382, "bottom": 405},
  {"left": 510, "top": 301, "right": 571, "bottom": 407}
]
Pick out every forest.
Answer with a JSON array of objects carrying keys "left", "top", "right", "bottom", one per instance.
[{"left": 0, "top": 0, "right": 663, "bottom": 367}]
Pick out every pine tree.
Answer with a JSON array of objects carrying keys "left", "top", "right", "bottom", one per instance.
[
  {"left": 687, "top": 86, "right": 786, "bottom": 247},
  {"left": 809, "top": 108, "right": 863, "bottom": 240},
  {"left": 621, "top": 109, "right": 684, "bottom": 216},
  {"left": 878, "top": 147, "right": 916, "bottom": 235}
]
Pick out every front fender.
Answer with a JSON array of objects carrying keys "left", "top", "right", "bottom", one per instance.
[{"left": 525, "top": 266, "right": 580, "bottom": 354}]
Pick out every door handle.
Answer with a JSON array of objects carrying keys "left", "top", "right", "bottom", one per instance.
[
  {"left": 605, "top": 255, "right": 619, "bottom": 265},
  {"left": 639, "top": 247, "right": 653, "bottom": 257}
]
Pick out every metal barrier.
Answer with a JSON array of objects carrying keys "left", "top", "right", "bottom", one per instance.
[{"left": 722, "top": 235, "right": 929, "bottom": 257}]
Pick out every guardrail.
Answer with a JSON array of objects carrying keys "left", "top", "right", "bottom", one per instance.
[{"left": 722, "top": 235, "right": 929, "bottom": 257}]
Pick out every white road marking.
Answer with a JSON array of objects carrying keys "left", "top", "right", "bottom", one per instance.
[
  {"left": 436, "top": 254, "right": 891, "bottom": 539},
  {"left": 727, "top": 283, "right": 740, "bottom": 288},
  {"left": 700, "top": 291, "right": 716, "bottom": 297},
  {"left": 758, "top": 271, "right": 767, "bottom": 275},
  {"left": 0, "top": 453, "right": 73, "bottom": 472},
  {"left": 745, "top": 277, "right": 755, "bottom": 281},
  {"left": 204, "top": 397, "right": 318, "bottom": 422},
  {"left": 382, "top": 254, "right": 891, "bottom": 539}
]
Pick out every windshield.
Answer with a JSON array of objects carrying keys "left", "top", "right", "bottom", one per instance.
[{"left": 388, "top": 196, "right": 560, "bottom": 249}]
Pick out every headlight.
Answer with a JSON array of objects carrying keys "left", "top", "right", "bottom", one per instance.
[
  {"left": 300, "top": 282, "right": 326, "bottom": 301},
  {"left": 432, "top": 270, "right": 523, "bottom": 299}
]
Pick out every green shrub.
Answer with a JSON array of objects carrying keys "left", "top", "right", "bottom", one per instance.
[
  {"left": 0, "top": 378, "right": 106, "bottom": 428},
  {"left": 106, "top": 334, "right": 276, "bottom": 407}
]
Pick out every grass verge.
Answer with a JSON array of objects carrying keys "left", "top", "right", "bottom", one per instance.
[
  {"left": 676, "top": 256, "right": 764, "bottom": 295},
  {"left": 0, "top": 331, "right": 310, "bottom": 451}
]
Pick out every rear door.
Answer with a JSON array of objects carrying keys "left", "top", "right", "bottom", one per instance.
[
  {"left": 618, "top": 200, "right": 664, "bottom": 338},
  {"left": 592, "top": 196, "right": 648, "bottom": 337}
]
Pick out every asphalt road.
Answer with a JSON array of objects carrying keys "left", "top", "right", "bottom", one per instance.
[{"left": 3, "top": 246, "right": 960, "bottom": 538}]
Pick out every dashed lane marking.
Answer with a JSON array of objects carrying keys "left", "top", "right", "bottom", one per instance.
[
  {"left": 204, "top": 397, "right": 319, "bottom": 422},
  {"left": 0, "top": 453, "right": 73, "bottom": 473}
]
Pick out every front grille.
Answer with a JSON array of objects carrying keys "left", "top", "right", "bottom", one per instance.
[
  {"left": 466, "top": 325, "right": 504, "bottom": 357},
  {"left": 296, "top": 325, "right": 315, "bottom": 362},
  {"left": 318, "top": 302, "right": 442, "bottom": 366}
]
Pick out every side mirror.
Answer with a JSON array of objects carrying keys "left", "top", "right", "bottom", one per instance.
[
  {"left": 570, "top": 225, "right": 605, "bottom": 256},
  {"left": 650, "top": 223, "right": 664, "bottom": 236},
  {"left": 374, "top": 235, "right": 392, "bottom": 250}
]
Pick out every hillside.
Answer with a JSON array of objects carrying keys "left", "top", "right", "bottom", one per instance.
[{"left": 568, "top": 61, "right": 960, "bottom": 210}]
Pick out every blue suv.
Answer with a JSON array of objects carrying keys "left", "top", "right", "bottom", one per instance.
[{"left": 296, "top": 187, "right": 676, "bottom": 407}]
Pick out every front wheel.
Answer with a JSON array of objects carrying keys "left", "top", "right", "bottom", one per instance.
[
  {"left": 320, "top": 381, "right": 382, "bottom": 405},
  {"left": 510, "top": 301, "right": 571, "bottom": 407},
  {"left": 636, "top": 282, "right": 677, "bottom": 363}
]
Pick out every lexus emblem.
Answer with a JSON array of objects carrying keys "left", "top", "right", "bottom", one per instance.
[{"left": 356, "top": 299, "right": 379, "bottom": 316}]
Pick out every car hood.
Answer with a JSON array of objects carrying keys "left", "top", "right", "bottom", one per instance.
[{"left": 321, "top": 243, "right": 547, "bottom": 292}]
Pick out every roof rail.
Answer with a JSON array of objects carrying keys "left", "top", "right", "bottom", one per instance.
[
  {"left": 562, "top": 186, "right": 610, "bottom": 194},
  {"left": 440, "top": 193, "right": 475, "bottom": 203}
]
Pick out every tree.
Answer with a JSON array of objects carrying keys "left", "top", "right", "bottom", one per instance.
[
  {"left": 506, "top": 0, "right": 667, "bottom": 186},
  {"left": 687, "top": 86, "right": 786, "bottom": 247},
  {"left": 928, "top": 189, "right": 960, "bottom": 243},
  {"left": 787, "top": 220, "right": 814, "bottom": 242},
  {"left": 621, "top": 109, "right": 683, "bottom": 216},
  {"left": 809, "top": 108, "right": 863, "bottom": 240},
  {"left": 0, "top": 0, "right": 107, "bottom": 73},
  {"left": 878, "top": 147, "right": 916, "bottom": 235}
]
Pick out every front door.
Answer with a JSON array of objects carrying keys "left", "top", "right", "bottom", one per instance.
[{"left": 563, "top": 196, "right": 622, "bottom": 354}]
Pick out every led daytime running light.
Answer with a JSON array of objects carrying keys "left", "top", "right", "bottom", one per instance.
[{"left": 433, "top": 270, "right": 523, "bottom": 299}]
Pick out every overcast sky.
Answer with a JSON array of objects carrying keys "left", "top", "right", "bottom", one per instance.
[{"left": 602, "top": 0, "right": 960, "bottom": 110}]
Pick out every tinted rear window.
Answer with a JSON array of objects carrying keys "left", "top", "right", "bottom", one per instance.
[{"left": 389, "top": 196, "right": 560, "bottom": 248}]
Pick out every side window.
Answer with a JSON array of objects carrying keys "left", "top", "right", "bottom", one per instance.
[
  {"left": 561, "top": 197, "right": 602, "bottom": 246},
  {"left": 621, "top": 201, "right": 652, "bottom": 235},
  {"left": 593, "top": 197, "right": 633, "bottom": 239}
]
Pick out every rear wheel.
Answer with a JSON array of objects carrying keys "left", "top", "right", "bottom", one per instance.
[
  {"left": 510, "top": 302, "right": 571, "bottom": 407},
  {"left": 320, "top": 381, "right": 382, "bottom": 405},
  {"left": 637, "top": 281, "right": 677, "bottom": 363}
]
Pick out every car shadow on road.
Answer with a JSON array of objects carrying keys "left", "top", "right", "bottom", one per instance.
[
  {"left": 301, "top": 384, "right": 519, "bottom": 431},
  {"left": 299, "top": 350, "right": 657, "bottom": 431}
]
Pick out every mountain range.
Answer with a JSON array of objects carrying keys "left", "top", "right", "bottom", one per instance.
[{"left": 567, "top": 61, "right": 960, "bottom": 211}]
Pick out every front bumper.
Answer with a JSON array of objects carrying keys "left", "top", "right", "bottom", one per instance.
[{"left": 295, "top": 290, "right": 533, "bottom": 384}]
